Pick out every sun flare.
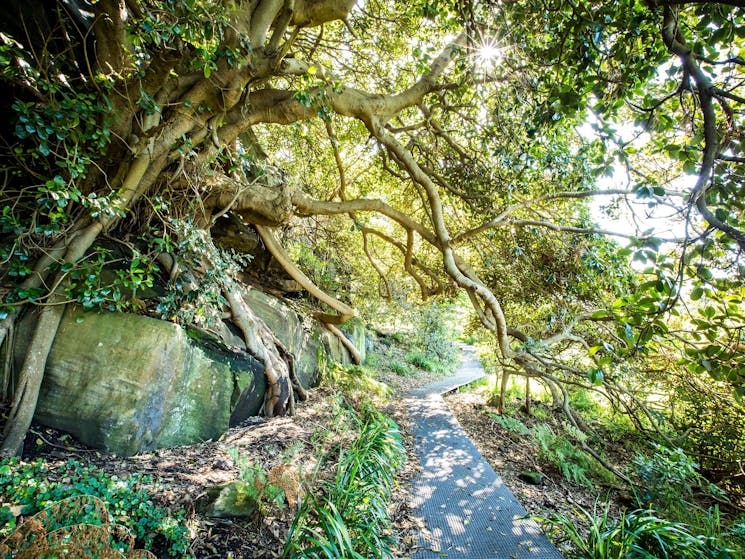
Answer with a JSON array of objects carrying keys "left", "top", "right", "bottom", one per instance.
[{"left": 475, "top": 42, "right": 501, "bottom": 68}]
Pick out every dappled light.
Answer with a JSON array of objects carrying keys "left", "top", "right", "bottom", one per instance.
[{"left": 1, "top": 0, "right": 745, "bottom": 557}]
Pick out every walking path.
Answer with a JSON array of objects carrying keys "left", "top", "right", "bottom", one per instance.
[{"left": 406, "top": 346, "right": 563, "bottom": 558}]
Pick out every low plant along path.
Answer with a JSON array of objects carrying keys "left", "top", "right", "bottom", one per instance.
[{"left": 406, "top": 346, "right": 563, "bottom": 558}]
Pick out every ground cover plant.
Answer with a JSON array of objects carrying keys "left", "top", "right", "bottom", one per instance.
[
  {"left": 447, "top": 373, "right": 745, "bottom": 559},
  {"left": 0, "top": 458, "right": 189, "bottom": 557}
]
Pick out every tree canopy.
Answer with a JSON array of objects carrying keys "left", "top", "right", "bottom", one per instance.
[{"left": 0, "top": 0, "right": 744, "bottom": 493}]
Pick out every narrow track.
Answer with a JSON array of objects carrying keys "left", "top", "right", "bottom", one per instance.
[{"left": 407, "top": 346, "right": 563, "bottom": 558}]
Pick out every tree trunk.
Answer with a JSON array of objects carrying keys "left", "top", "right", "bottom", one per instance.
[
  {"left": 1, "top": 321, "right": 13, "bottom": 401},
  {"left": 497, "top": 367, "right": 509, "bottom": 415},
  {"left": 0, "top": 137, "right": 160, "bottom": 454},
  {"left": 1, "top": 303, "right": 65, "bottom": 456}
]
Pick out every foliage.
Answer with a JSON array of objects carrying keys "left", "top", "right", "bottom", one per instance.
[
  {"left": 0, "top": 0, "right": 744, "bottom": 517},
  {"left": 284, "top": 407, "right": 405, "bottom": 559},
  {"left": 154, "top": 218, "right": 251, "bottom": 326},
  {"left": 668, "top": 376, "right": 745, "bottom": 499},
  {"left": 633, "top": 445, "right": 723, "bottom": 517},
  {"left": 0, "top": 458, "right": 189, "bottom": 557},
  {"left": 227, "top": 447, "right": 289, "bottom": 515},
  {"left": 406, "top": 350, "right": 437, "bottom": 372},
  {"left": 389, "top": 360, "right": 413, "bottom": 376},
  {"left": 537, "top": 502, "right": 738, "bottom": 559},
  {"left": 630, "top": 444, "right": 743, "bottom": 551},
  {"left": 322, "top": 363, "right": 392, "bottom": 405},
  {"left": 487, "top": 412, "right": 531, "bottom": 437},
  {"left": 532, "top": 423, "right": 596, "bottom": 488},
  {"left": 411, "top": 302, "right": 458, "bottom": 372},
  {"left": 0, "top": 494, "right": 156, "bottom": 558}
]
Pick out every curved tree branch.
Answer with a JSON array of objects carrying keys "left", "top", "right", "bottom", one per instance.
[{"left": 661, "top": 5, "right": 745, "bottom": 251}]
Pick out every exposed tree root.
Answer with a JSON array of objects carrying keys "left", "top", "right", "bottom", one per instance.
[
  {"left": 254, "top": 223, "right": 363, "bottom": 365},
  {"left": 324, "top": 323, "right": 362, "bottom": 366},
  {"left": 224, "top": 283, "right": 295, "bottom": 417}
]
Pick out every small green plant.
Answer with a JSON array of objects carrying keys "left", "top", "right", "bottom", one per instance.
[
  {"left": 488, "top": 412, "right": 531, "bottom": 436},
  {"left": 0, "top": 458, "right": 189, "bottom": 557},
  {"left": 406, "top": 350, "right": 435, "bottom": 371},
  {"left": 389, "top": 360, "right": 412, "bottom": 376},
  {"left": 570, "top": 389, "right": 602, "bottom": 416},
  {"left": 284, "top": 407, "right": 405, "bottom": 559},
  {"left": 228, "top": 448, "right": 287, "bottom": 513},
  {"left": 532, "top": 423, "right": 595, "bottom": 488},
  {"left": 364, "top": 352, "right": 381, "bottom": 368},
  {"left": 388, "top": 332, "right": 405, "bottom": 344},
  {"left": 459, "top": 334, "right": 479, "bottom": 345}
]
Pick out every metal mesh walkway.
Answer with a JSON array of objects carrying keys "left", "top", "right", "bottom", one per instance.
[{"left": 406, "top": 346, "right": 563, "bottom": 558}]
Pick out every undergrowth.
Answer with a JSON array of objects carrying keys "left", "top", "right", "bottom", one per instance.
[
  {"left": 284, "top": 406, "right": 406, "bottom": 559},
  {"left": 323, "top": 363, "right": 391, "bottom": 405},
  {"left": 0, "top": 494, "right": 156, "bottom": 558},
  {"left": 0, "top": 458, "right": 190, "bottom": 557},
  {"left": 538, "top": 502, "right": 741, "bottom": 559},
  {"left": 522, "top": 403, "right": 745, "bottom": 557}
]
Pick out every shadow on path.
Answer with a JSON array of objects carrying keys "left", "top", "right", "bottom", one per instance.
[{"left": 406, "top": 345, "right": 563, "bottom": 558}]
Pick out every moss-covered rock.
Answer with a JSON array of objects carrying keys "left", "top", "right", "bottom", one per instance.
[
  {"left": 203, "top": 481, "right": 260, "bottom": 518},
  {"left": 14, "top": 287, "right": 367, "bottom": 455},
  {"left": 19, "top": 307, "right": 260, "bottom": 455}
]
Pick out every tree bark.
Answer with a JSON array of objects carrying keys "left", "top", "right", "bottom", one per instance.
[
  {"left": 224, "top": 284, "right": 295, "bottom": 416},
  {"left": 254, "top": 223, "right": 356, "bottom": 325},
  {"left": 1, "top": 303, "right": 65, "bottom": 456},
  {"left": 324, "top": 323, "right": 362, "bottom": 366}
]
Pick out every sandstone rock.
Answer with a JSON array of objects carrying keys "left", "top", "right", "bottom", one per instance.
[
  {"left": 16, "top": 287, "right": 366, "bottom": 456},
  {"left": 19, "top": 306, "right": 259, "bottom": 456},
  {"left": 242, "top": 287, "right": 353, "bottom": 387},
  {"left": 518, "top": 471, "right": 544, "bottom": 485},
  {"left": 203, "top": 481, "right": 260, "bottom": 518}
]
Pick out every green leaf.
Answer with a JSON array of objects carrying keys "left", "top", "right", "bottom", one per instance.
[
  {"left": 588, "top": 368, "right": 604, "bottom": 385},
  {"left": 690, "top": 286, "right": 704, "bottom": 301}
]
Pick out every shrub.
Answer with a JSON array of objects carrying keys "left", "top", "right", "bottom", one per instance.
[
  {"left": 389, "top": 360, "right": 412, "bottom": 376},
  {"left": 406, "top": 350, "right": 436, "bottom": 371},
  {"left": 323, "top": 363, "right": 392, "bottom": 404},
  {"left": 414, "top": 302, "right": 457, "bottom": 362},
  {"left": 0, "top": 458, "right": 189, "bottom": 557},
  {"left": 633, "top": 444, "right": 723, "bottom": 515}
]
